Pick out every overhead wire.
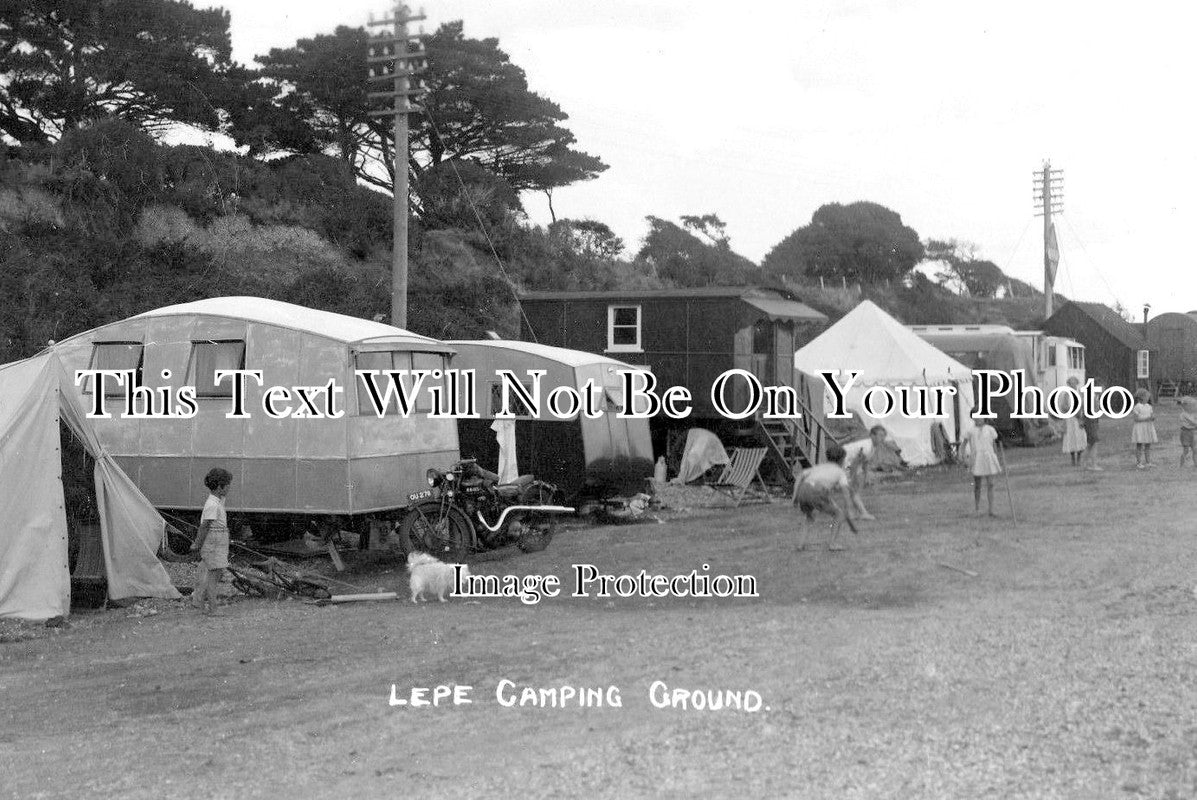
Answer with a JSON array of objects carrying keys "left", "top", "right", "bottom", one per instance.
[
  {"left": 417, "top": 103, "right": 539, "bottom": 342},
  {"left": 1058, "top": 213, "right": 1124, "bottom": 308},
  {"left": 998, "top": 216, "right": 1032, "bottom": 296}
]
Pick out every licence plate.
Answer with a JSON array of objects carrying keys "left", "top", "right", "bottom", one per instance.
[{"left": 408, "top": 489, "right": 433, "bottom": 502}]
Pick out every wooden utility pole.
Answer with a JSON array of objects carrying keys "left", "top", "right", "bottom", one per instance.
[
  {"left": 1034, "top": 161, "right": 1063, "bottom": 319},
  {"left": 367, "top": 4, "right": 427, "bottom": 329}
]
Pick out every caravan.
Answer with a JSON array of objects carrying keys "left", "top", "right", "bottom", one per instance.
[{"left": 48, "top": 297, "right": 460, "bottom": 535}]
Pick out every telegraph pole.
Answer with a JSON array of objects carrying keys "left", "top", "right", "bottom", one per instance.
[
  {"left": 368, "top": 4, "right": 427, "bottom": 329},
  {"left": 1033, "top": 161, "right": 1063, "bottom": 319}
]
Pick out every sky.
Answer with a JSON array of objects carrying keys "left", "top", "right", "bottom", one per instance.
[{"left": 198, "top": 0, "right": 1197, "bottom": 317}]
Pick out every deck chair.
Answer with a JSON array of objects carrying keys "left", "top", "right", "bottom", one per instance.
[{"left": 709, "top": 447, "right": 771, "bottom": 507}]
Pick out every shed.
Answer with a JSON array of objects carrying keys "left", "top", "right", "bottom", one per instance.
[
  {"left": 49, "top": 297, "right": 459, "bottom": 520},
  {"left": 448, "top": 341, "right": 654, "bottom": 498},
  {"left": 1043, "top": 301, "right": 1147, "bottom": 391}
]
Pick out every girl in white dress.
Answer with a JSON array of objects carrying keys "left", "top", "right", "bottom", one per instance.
[
  {"left": 962, "top": 409, "right": 1002, "bottom": 516},
  {"left": 1061, "top": 377, "right": 1088, "bottom": 466},
  {"left": 1131, "top": 388, "right": 1158, "bottom": 469}
]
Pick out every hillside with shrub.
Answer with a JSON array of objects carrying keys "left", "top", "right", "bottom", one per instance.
[{"left": 1, "top": 4, "right": 1062, "bottom": 365}]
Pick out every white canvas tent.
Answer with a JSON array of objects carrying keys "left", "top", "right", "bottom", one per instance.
[
  {"left": 794, "top": 300, "right": 974, "bottom": 467},
  {"left": 0, "top": 352, "right": 179, "bottom": 621}
]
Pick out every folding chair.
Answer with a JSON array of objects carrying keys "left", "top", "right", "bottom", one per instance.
[{"left": 709, "top": 447, "right": 771, "bottom": 507}]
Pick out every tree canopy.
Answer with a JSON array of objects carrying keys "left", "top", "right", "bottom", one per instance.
[
  {"left": 0, "top": 0, "right": 235, "bottom": 144},
  {"left": 924, "top": 239, "right": 1008, "bottom": 298},
  {"left": 636, "top": 215, "right": 759, "bottom": 287},
  {"left": 225, "top": 20, "right": 607, "bottom": 207},
  {"left": 762, "top": 201, "right": 924, "bottom": 284}
]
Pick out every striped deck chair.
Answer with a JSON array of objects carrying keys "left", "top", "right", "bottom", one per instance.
[{"left": 710, "top": 447, "right": 771, "bottom": 507}]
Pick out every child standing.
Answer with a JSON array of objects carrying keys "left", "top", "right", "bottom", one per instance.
[
  {"left": 845, "top": 425, "right": 889, "bottom": 521},
  {"left": 1081, "top": 402, "right": 1102, "bottom": 471},
  {"left": 1131, "top": 388, "right": 1158, "bottom": 469},
  {"left": 191, "top": 467, "right": 233, "bottom": 615},
  {"left": 961, "top": 410, "right": 1002, "bottom": 516},
  {"left": 1061, "top": 377, "right": 1088, "bottom": 467},
  {"left": 1178, "top": 397, "right": 1197, "bottom": 469}
]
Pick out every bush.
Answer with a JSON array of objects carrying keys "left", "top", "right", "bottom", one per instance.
[{"left": 52, "top": 119, "right": 164, "bottom": 235}]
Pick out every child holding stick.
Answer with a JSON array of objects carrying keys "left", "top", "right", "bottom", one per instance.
[{"left": 961, "top": 409, "right": 1002, "bottom": 517}]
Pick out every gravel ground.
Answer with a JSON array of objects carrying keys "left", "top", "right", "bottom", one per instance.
[{"left": 2, "top": 407, "right": 1197, "bottom": 799}]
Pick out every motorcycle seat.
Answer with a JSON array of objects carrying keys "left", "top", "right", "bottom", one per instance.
[{"left": 492, "top": 474, "right": 536, "bottom": 495}]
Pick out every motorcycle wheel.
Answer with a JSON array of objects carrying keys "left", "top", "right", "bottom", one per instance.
[
  {"left": 398, "top": 502, "right": 474, "bottom": 562},
  {"left": 518, "top": 481, "right": 561, "bottom": 506}
]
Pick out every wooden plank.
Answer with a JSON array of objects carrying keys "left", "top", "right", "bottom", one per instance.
[{"left": 327, "top": 542, "right": 346, "bottom": 572}]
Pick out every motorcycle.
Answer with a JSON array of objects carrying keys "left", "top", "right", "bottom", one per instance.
[{"left": 397, "top": 459, "right": 574, "bottom": 561}]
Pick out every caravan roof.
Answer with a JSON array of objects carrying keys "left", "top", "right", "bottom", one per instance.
[
  {"left": 450, "top": 340, "right": 636, "bottom": 369},
  {"left": 126, "top": 297, "right": 450, "bottom": 350}
]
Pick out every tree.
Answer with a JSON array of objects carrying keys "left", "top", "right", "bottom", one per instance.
[
  {"left": 924, "top": 238, "right": 1006, "bottom": 298},
  {"left": 762, "top": 201, "right": 924, "bottom": 284},
  {"left": 417, "top": 22, "right": 606, "bottom": 194},
  {"left": 549, "top": 218, "right": 624, "bottom": 261},
  {"left": 226, "top": 27, "right": 373, "bottom": 166},
  {"left": 680, "top": 213, "right": 730, "bottom": 248},
  {"left": 636, "top": 216, "right": 759, "bottom": 287},
  {"left": 227, "top": 21, "right": 607, "bottom": 204},
  {"left": 0, "top": 0, "right": 235, "bottom": 144}
]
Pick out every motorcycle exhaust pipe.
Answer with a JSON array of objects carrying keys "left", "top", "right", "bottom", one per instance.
[{"left": 475, "top": 505, "right": 575, "bottom": 534}]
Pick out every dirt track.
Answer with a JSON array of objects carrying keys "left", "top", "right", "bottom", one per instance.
[{"left": 3, "top": 408, "right": 1197, "bottom": 799}]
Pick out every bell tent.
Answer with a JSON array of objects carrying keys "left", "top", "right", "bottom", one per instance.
[
  {"left": 0, "top": 352, "right": 179, "bottom": 621},
  {"left": 794, "top": 300, "right": 974, "bottom": 466}
]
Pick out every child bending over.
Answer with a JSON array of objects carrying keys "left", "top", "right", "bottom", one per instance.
[{"left": 793, "top": 443, "right": 858, "bottom": 551}]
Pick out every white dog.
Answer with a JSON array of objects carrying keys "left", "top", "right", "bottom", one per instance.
[{"left": 407, "top": 552, "right": 468, "bottom": 603}]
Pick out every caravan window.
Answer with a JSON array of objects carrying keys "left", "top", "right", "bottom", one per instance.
[
  {"left": 84, "top": 342, "right": 144, "bottom": 396},
  {"left": 188, "top": 340, "right": 246, "bottom": 398},
  {"left": 607, "top": 305, "right": 642, "bottom": 352},
  {"left": 354, "top": 351, "right": 446, "bottom": 415}
]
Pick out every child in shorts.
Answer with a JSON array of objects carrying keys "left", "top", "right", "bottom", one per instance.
[
  {"left": 191, "top": 468, "right": 232, "bottom": 615},
  {"left": 1178, "top": 397, "right": 1197, "bottom": 469},
  {"left": 792, "top": 443, "right": 858, "bottom": 551}
]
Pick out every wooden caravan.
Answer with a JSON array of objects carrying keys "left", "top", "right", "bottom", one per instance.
[
  {"left": 448, "top": 340, "right": 654, "bottom": 499},
  {"left": 519, "top": 286, "right": 830, "bottom": 481},
  {"left": 1145, "top": 312, "right": 1197, "bottom": 396},
  {"left": 50, "top": 297, "right": 458, "bottom": 519},
  {"left": 1043, "top": 301, "right": 1147, "bottom": 392}
]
